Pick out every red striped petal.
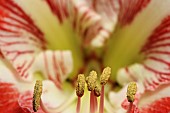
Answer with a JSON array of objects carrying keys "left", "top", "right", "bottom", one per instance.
[
  {"left": 117, "top": 15, "right": 170, "bottom": 91},
  {"left": 0, "top": 82, "right": 24, "bottom": 113},
  {"left": 46, "top": 0, "right": 119, "bottom": 47},
  {"left": 118, "top": 0, "right": 151, "bottom": 26},
  {"left": 141, "top": 16, "right": 170, "bottom": 89},
  {"left": 85, "top": 0, "right": 119, "bottom": 47},
  {"left": 18, "top": 91, "right": 45, "bottom": 113},
  {"left": 0, "top": 0, "right": 46, "bottom": 81},
  {"left": 32, "top": 50, "right": 73, "bottom": 89},
  {"left": 45, "top": 0, "right": 69, "bottom": 23},
  {"left": 140, "top": 97, "right": 170, "bottom": 113},
  {"left": 104, "top": 1, "right": 170, "bottom": 82},
  {"left": 138, "top": 84, "right": 170, "bottom": 113}
]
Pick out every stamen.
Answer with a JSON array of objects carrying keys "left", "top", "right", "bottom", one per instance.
[
  {"left": 94, "top": 84, "right": 101, "bottom": 112},
  {"left": 86, "top": 70, "right": 97, "bottom": 91},
  {"left": 100, "top": 67, "right": 111, "bottom": 85},
  {"left": 94, "top": 84, "right": 101, "bottom": 97},
  {"left": 126, "top": 82, "right": 137, "bottom": 113},
  {"left": 127, "top": 82, "right": 137, "bottom": 102},
  {"left": 33, "top": 80, "right": 43, "bottom": 112},
  {"left": 99, "top": 67, "right": 111, "bottom": 113},
  {"left": 99, "top": 85, "right": 104, "bottom": 113},
  {"left": 76, "top": 74, "right": 85, "bottom": 113},
  {"left": 85, "top": 70, "right": 98, "bottom": 113},
  {"left": 76, "top": 74, "right": 85, "bottom": 97},
  {"left": 90, "top": 91, "right": 95, "bottom": 113},
  {"left": 77, "top": 97, "right": 81, "bottom": 113}
]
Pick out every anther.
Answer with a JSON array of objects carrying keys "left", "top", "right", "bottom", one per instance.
[
  {"left": 99, "top": 67, "right": 111, "bottom": 113},
  {"left": 100, "top": 67, "right": 111, "bottom": 85},
  {"left": 86, "top": 70, "right": 97, "bottom": 91},
  {"left": 33, "top": 80, "right": 43, "bottom": 112},
  {"left": 127, "top": 82, "right": 137, "bottom": 102},
  {"left": 76, "top": 74, "right": 85, "bottom": 113},
  {"left": 76, "top": 74, "right": 85, "bottom": 97},
  {"left": 94, "top": 83, "right": 101, "bottom": 97}
]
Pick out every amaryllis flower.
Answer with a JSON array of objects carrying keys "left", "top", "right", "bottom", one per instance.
[{"left": 0, "top": 0, "right": 170, "bottom": 113}]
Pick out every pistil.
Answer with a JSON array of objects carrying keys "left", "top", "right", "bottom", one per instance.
[
  {"left": 76, "top": 74, "right": 85, "bottom": 113},
  {"left": 99, "top": 67, "right": 111, "bottom": 113},
  {"left": 86, "top": 70, "right": 98, "bottom": 113},
  {"left": 126, "top": 82, "right": 137, "bottom": 113}
]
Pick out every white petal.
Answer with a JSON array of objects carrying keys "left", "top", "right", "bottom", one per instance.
[{"left": 40, "top": 80, "right": 76, "bottom": 112}]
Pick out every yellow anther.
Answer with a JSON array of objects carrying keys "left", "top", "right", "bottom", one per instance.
[
  {"left": 94, "top": 83, "right": 101, "bottom": 97},
  {"left": 86, "top": 70, "right": 97, "bottom": 91},
  {"left": 100, "top": 67, "right": 111, "bottom": 85},
  {"left": 33, "top": 80, "right": 43, "bottom": 112},
  {"left": 127, "top": 82, "right": 137, "bottom": 102},
  {"left": 76, "top": 74, "right": 85, "bottom": 97}
]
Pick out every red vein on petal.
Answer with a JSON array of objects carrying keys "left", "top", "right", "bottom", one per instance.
[
  {"left": 59, "top": 51, "right": 67, "bottom": 75},
  {"left": 52, "top": 52, "right": 62, "bottom": 86},
  {"left": 146, "top": 56, "right": 170, "bottom": 66},
  {"left": 46, "top": 0, "right": 69, "bottom": 23},
  {"left": 43, "top": 52, "right": 62, "bottom": 89},
  {"left": 0, "top": 0, "right": 45, "bottom": 43},
  {"left": 118, "top": 0, "right": 151, "bottom": 26}
]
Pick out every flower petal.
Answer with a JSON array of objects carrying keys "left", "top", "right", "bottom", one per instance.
[
  {"left": 0, "top": 0, "right": 46, "bottom": 81},
  {"left": 14, "top": 0, "right": 83, "bottom": 78},
  {"left": 140, "top": 97, "right": 170, "bottom": 113},
  {"left": 0, "top": 82, "right": 22, "bottom": 113},
  {"left": 46, "top": 0, "right": 119, "bottom": 47},
  {"left": 0, "top": 59, "right": 41, "bottom": 113},
  {"left": 31, "top": 50, "right": 73, "bottom": 89},
  {"left": 117, "top": 15, "right": 170, "bottom": 91},
  {"left": 118, "top": 0, "right": 151, "bottom": 26},
  {"left": 0, "top": 1, "right": 74, "bottom": 83},
  {"left": 85, "top": 0, "right": 119, "bottom": 47},
  {"left": 18, "top": 91, "right": 45, "bottom": 113},
  {"left": 104, "top": 0, "right": 170, "bottom": 84},
  {"left": 39, "top": 80, "right": 76, "bottom": 112},
  {"left": 138, "top": 83, "right": 170, "bottom": 112}
]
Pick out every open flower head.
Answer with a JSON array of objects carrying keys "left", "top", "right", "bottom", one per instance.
[{"left": 0, "top": 0, "right": 170, "bottom": 113}]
